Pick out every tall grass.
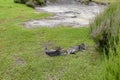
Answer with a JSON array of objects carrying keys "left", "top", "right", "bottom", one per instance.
[
  {"left": 90, "top": 2, "right": 120, "bottom": 55},
  {"left": 90, "top": 2, "right": 120, "bottom": 80},
  {"left": 94, "top": 46, "right": 120, "bottom": 80},
  {"left": 103, "top": 51, "right": 120, "bottom": 80}
]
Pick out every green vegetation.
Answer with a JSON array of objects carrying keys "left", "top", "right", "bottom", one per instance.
[
  {"left": 0, "top": 0, "right": 100, "bottom": 80},
  {"left": 90, "top": 2, "right": 120, "bottom": 80},
  {"left": 85, "top": 0, "right": 117, "bottom": 2},
  {"left": 93, "top": 47, "right": 120, "bottom": 80},
  {"left": 93, "top": 0, "right": 117, "bottom": 3},
  {"left": 0, "top": 0, "right": 120, "bottom": 80},
  {"left": 90, "top": 2, "right": 120, "bottom": 55}
]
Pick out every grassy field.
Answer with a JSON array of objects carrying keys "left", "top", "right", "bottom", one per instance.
[
  {"left": 1, "top": 0, "right": 120, "bottom": 80},
  {"left": 0, "top": 0, "right": 103, "bottom": 80}
]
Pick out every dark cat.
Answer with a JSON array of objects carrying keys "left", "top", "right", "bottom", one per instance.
[{"left": 45, "top": 47, "right": 61, "bottom": 56}]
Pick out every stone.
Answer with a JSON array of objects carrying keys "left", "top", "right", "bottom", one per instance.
[
  {"left": 14, "top": 0, "right": 46, "bottom": 8},
  {"left": 26, "top": 0, "right": 36, "bottom": 8},
  {"left": 14, "top": 0, "right": 28, "bottom": 4}
]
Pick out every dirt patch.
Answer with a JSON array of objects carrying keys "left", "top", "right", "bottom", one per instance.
[
  {"left": 13, "top": 54, "right": 26, "bottom": 66},
  {"left": 15, "top": 58, "right": 26, "bottom": 66}
]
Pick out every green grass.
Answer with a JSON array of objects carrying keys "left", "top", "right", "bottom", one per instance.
[
  {"left": 90, "top": 0, "right": 118, "bottom": 3},
  {"left": 90, "top": 2, "right": 120, "bottom": 80},
  {"left": 93, "top": 46, "right": 120, "bottom": 80},
  {"left": 0, "top": 0, "right": 102, "bottom": 80},
  {"left": 93, "top": 0, "right": 118, "bottom": 3},
  {"left": 84, "top": 0, "right": 118, "bottom": 3},
  {"left": 90, "top": 2, "right": 120, "bottom": 55}
]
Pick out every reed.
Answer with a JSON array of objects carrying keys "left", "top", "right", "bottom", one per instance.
[
  {"left": 90, "top": 2, "right": 120, "bottom": 56},
  {"left": 91, "top": 2, "right": 120, "bottom": 80}
]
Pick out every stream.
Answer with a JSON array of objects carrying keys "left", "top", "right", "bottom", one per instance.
[{"left": 24, "top": 1, "right": 107, "bottom": 28}]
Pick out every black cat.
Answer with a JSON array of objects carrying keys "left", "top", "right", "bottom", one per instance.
[{"left": 45, "top": 47, "right": 61, "bottom": 56}]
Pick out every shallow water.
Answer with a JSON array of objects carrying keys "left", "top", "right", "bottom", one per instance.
[{"left": 24, "top": 4, "right": 106, "bottom": 28}]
